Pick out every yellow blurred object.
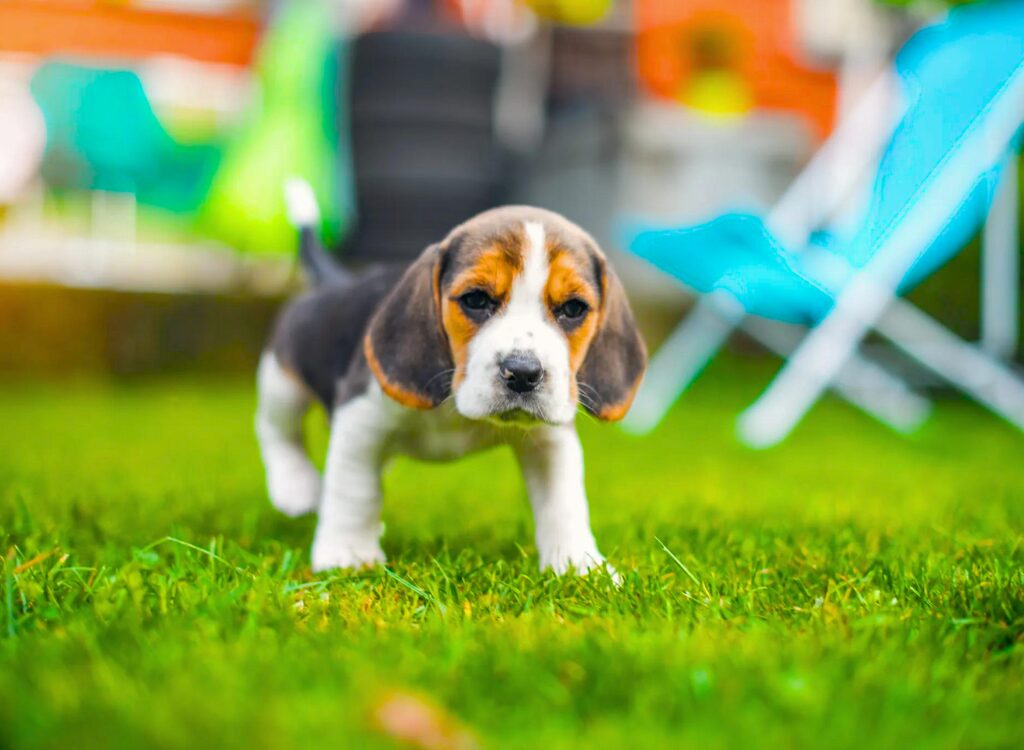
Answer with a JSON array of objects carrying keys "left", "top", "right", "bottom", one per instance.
[
  {"left": 634, "top": 0, "right": 839, "bottom": 139},
  {"left": 682, "top": 70, "right": 754, "bottom": 117},
  {"left": 525, "top": 0, "right": 613, "bottom": 26}
]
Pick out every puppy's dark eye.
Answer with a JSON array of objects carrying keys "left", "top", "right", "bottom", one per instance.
[
  {"left": 557, "top": 298, "right": 589, "bottom": 320},
  {"left": 459, "top": 290, "right": 496, "bottom": 314}
]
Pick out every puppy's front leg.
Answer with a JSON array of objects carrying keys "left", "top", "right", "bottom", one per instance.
[
  {"left": 514, "top": 425, "right": 612, "bottom": 578},
  {"left": 311, "top": 395, "right": 389, "bottom": 572}
]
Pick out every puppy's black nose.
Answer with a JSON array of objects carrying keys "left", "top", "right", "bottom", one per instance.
[{"left": 499, "top": 353, "right": 544, "bottom": 394}]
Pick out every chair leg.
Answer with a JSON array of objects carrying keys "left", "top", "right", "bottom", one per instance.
[
  {"left": 831, "top": 353, "right": 932, "bottom": 432},
  {"left": 877, "top": 300, "right": 1024, "bottom": 431},
  {"left": 621, "top": 292, "right": 743, "bottom": 435},
  {"left": 742, "top": 318, "right": 931, "bottom": 433},
  {"left": 624, "top": 291, "right": 931, "bottom": 438},
  {"left": 740, "top": 289, "right": 1024, "bottom": 449},
  {"left": 981, "top": 155, "right": 1019, "bottom": 360},
  {"left": 736, "top": 270, "right": 896, "bottom": 448}
]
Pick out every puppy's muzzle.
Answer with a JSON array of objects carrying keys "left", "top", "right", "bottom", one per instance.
[{"left": 499, "top": 352, "right": 544, "bottom": 394}]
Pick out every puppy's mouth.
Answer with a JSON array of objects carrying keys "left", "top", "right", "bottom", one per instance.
[
  {"left": 495, "top": 407, "right": 541, "bottom": 425},
  {"left": 487, "top": 395, "right": 549, "bottom": 426}
]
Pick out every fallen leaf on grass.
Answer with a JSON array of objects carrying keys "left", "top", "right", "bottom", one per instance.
[{"left": 372, "top": 690, "right": 480, "bottom": 750}]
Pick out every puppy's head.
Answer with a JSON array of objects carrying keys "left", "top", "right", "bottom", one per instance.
[{"left": 364, "top": 207, "right": 646, "bottom": 425}]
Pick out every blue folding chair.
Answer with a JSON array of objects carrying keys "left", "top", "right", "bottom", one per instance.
[{"left": 621, "top": 0, "right": 1024, "bottom": 446}]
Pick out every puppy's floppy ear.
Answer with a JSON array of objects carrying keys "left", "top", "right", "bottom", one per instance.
[
  {"left": 578, "top": 258, "right": 647, "bottom": 421},
  {"left": 364, "top": 243, "right": 453, "bottom": 409}
]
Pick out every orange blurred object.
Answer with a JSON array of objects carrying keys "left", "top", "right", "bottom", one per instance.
[
  {"left": 0, "top": 0, "right": 260, "bottom": 66},
  {"left": 372, "top": 690, "right": 480, "bottom": 750},
  {"left": 635, "top": 0, "right": 838, "bottom": 139}
]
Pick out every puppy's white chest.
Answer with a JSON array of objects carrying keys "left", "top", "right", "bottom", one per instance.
[
  {"left": 341, "top": 384, "right": 504, "bottom": 462},
  {"left": 387, "top": 404, "right": 504, "bottom": 462}
]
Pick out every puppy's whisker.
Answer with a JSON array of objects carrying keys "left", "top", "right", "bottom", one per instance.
[
  {"left": 575, "top": 400, "right": 599, "bottom": 423},
  {"left": 575, "top": 382, "right": 600, "bottom": 412},
  {"left": 425, "top": 369, "right": 457, "bottom": 392}
]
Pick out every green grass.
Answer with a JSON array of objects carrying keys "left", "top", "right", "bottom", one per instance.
[{"left": 2, "top": 359, "right": 1023, "bottom": 749}]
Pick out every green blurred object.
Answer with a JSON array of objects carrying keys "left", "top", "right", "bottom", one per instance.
[
  {"left": 31, "top": 63, "right": 221, "bottom": 213},
  {"left": 198, "top": 0, "right": 346, "bottom": 255},
  {"left": 30, "top": 0, "right": 347, "bottom": 255}
]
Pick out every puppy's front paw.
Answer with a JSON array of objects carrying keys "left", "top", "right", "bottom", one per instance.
[
  {"left": 539, "top": 543, "right": 620, "bottom": 585},
  {"left": 311, "top": 534, "right": 386, "bottom": 573},
  {"left": 268, "top": 462, "right": 322, "bottom": 517}
]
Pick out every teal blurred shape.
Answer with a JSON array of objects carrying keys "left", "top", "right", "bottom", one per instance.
[{"left": 30, "top": 61, "right": 221, "bottom": 213}]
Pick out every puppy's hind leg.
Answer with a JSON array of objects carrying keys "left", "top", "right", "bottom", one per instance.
[{"left": 255, "top": 352, "right": 322, "bottom": 516}]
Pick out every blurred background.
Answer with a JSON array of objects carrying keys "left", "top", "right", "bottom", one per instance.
[{"left": 0, "top": 0, "right": 1019, "bottom": 437}]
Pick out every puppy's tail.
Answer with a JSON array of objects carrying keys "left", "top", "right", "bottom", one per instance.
[{"left": 283, "top": 177, "right": 348, "bottom": 286}]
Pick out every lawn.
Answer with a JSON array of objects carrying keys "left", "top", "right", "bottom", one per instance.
[{"left": 1, "top": 358, "right": 1023, "bottom": 749}]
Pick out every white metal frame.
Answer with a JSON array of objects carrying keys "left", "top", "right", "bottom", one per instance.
[
  {"left": 623, "top": 73, "right": 917, "bottom": 434},
  {"left": 737, "top": 64, "right": 1024, "bottom": 447},
  {"left": 981, "top": 155, "right": 1020, "bottom": 359},
  {"left": 625, "top": 63, "right": 1023, "bottom": 443}
]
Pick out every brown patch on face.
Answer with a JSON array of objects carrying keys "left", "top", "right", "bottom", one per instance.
[
  {"left": 440, "top": 238, "right": 525, "bottom": 387},
  {"left": 545, "top": 246, "right": 601, "bottom": 373}
]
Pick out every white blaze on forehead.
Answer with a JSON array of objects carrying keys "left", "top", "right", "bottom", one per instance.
[
  {"left": 517, "top": 221, "right": 549, "bottom": 304},
  {"left": 500, "top": 220, "right": 552, "bottom": 349}
]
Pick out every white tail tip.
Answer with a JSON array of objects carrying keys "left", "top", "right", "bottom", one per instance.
[{"left": 283, "top": 177, "right": 320, "bottom": 227}]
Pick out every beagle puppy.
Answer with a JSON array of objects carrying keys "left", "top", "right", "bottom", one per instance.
[{"left": 256, "top": 180, "right": 646, "bottom": 576}]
